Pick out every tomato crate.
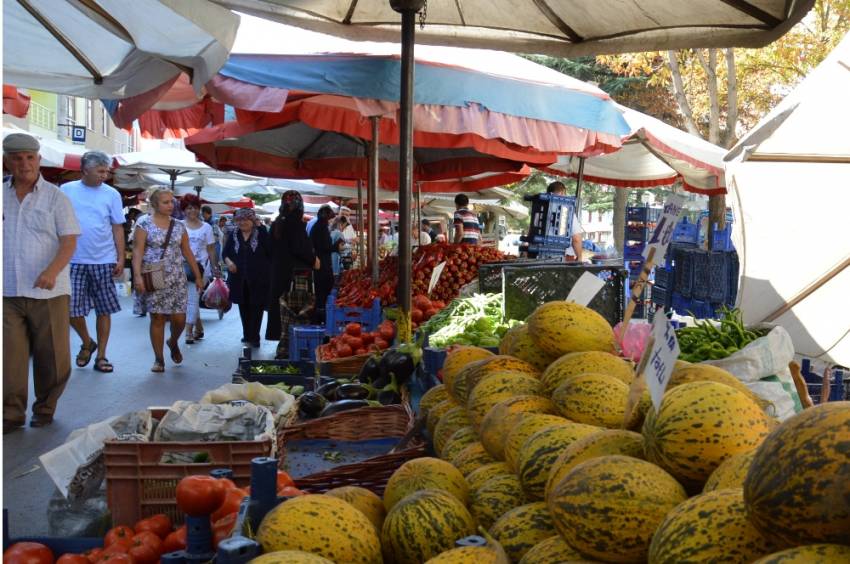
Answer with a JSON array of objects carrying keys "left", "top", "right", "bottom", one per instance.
[
  {"left": 289, "top": 324, "right": 325, "bottom": 362},
  {"left": 325, "top": 293, "right": 382, "bottom": 336},
  {"left": 104, "top": 413, "right": 273, "bottom": 527}
]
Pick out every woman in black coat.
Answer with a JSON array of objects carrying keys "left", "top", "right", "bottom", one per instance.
[
  {"left": 222, "top": 208, "right": 271, "bottom": 347},
  {"left": 310, "top": 205, "right": 336, "bottom": 324}
]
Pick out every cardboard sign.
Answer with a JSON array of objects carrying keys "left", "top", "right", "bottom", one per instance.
[
  {"left": 428, "top": 261, "right": 447, "bottom": 295},
  {"left": 566, "top": 271, "right": 606, "bottom": 307},
  {"left": 645, "top": 310, "right": 681, "bottom": 410},
  {"left": 643, "top": 194, "right": 686, "bottom": 260}
]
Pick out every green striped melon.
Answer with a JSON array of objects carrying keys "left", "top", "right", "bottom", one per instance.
[
  {"left": 256, "top": 495, "right": 382, "bottom": 563},
  {"left": 381, "top": 489, "right": 476, "bottom": 564},
  {"left": 419, "top": 384, "right": 450, "bottom": 418},
  {"left": 478, "top": 395, "right": 557, "bottom": 459},
  {"left": 505, "top": 324, "right": 559, "bottom": 371},
  {"left": 624, "top": 389, "right": 652, "bottom": 431},
  {"left": 703, "top": 449, "right": 757, "bottom": 493},
  {"left": 440, "top": 426, "right": 478, "bottom": 461},
  {"left": 324, "top": 486, "right": 386, "bottom": 530},
  {"left": 744, "top": 401, "right": 850, "bottom": 546},
  {"left": 648, "top": 488, "right": 778, "bottom": 564},
  {"left": 450, "top": 442, "right": 497, "bottom": 476},
  {"left": 548, "top": 455, "right": 687, "bottom": 563},
  {"left": 383, "top": 457, "right": 469, "bottom": 511},
  {"left": 526, "top": 301, "right": 616, "bottom": 358},
  {"left": 442, "top": 346, "right": 495, "bottom": 393},
  {"left": 670, "top": 364, "right": 772, "bottom": 410},
  {"left": 551, "top": 373, "right": 630, "bottom": 428},
  {"left": 488, "top": 502, "right": 555, "bottom": 562},
  {"left": 517, "top": 421, "right": 601, "bottom": 500},
  {"left": 248, "top": 551, "right": 335, "bottom": 563},
  {"left": 468, "top": 473, "right": 527, "bottom": 529},
  {"left": 451, "top": 356, "right": 540, "bottom": 403},
  {"left": 433, "top": 407, "right": 472, "bottom": 455},
  {"left": 541, "top": 351, "right": 634, "bottom": 395},
  {"left": 503, "top": 414, "right": 570, "bottom": 473},
  {"left": 499, "top": 324, "right": 523, "bottom": 354},
  {"left": 751, "top": 544, "right": 850, "bottom": 563},
  {"left": 643, "top": 381, "right": 773, "bottom": 488},
  {"left": 545, "top": 429, "right": 645, "bottom": 503},
  {"left": 427, "top": 398, "right": 461, "bottom": 436},
  {"left": 467, "top": 372, "right": 543, "bottom": 429},
  {"left": 465, "top": 462, "right": 512, "bottom": 494},
  {"left": 518, "top": 535, "right": 584, "bottom": 564},
  {"left": 424, "top": 546, "right": 502, "bottom": 563}
]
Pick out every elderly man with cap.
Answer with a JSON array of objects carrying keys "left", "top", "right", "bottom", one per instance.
[
  {"left": 3, "top": 133, "right": 80, "bottom": 433},
  {"left": 61, "top": 151, "right": 125, "bottom": 373}
]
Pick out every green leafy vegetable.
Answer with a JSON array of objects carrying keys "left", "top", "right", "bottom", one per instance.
[{"left": 421, "top": 293, "right": 520, "bottom": 348}]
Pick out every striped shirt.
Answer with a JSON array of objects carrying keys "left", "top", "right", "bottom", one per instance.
[
  {"left": 453, "top": 208, "right": 481, "bottom": 244},
  {"left": 3, "top": 175, "right": 80, "bottom": 298}
]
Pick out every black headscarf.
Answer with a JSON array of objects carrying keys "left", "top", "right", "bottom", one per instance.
[{"left": 279, "top": 190, "right": 304, "bottom": 220}]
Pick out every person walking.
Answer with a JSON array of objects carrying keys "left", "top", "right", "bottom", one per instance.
[
  {"left": 181, "top": 195, "right": 219, "bottom": 344},
  {"left": 265, "top": 191, "right": 318, "bottom": 357},
  {"left": 132, "top": 189, "right": 203, "bottom": 373},
  {"left": 453, "top": 194, "right": 481, "bottom": 245},
  {"left": 60, "top": 151, "right": 125, "bottom": 373},
  {"left": 309, "top": 204, "right": 336, "bottom": 324},
  {"left": 3, "top": 133, "right": 80, "bottom": 433},
  {"left": 222, "top": 208, "right": 271, "bottom": 348}
]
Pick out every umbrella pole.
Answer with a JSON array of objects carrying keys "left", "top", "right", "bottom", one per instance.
[
  {"left": 357, "top": 179, "right": 366, "bottom": 269},
  {"left": 393, "top": 0, "right": 423, "bottom": 343},
  {"left": 575, "top": 156, "right": 585, "bottom": 216},
  {"left": 416, "top": 181, "right": 422, "bottom": 247},
  {"left": 369, "top": 117, "right": 380, "bottom": 286}
]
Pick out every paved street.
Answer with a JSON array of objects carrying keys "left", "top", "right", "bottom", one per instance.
[{"left": 2, "top": 293, "right": 279, "bottom": 536}]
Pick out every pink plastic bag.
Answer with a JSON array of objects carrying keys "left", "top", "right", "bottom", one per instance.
[
  {"left": 203, "top": 278, "right": 230, "bottom": 310},
  {"left": 613, "top": 321, "right": 653, "bottom": 363}
]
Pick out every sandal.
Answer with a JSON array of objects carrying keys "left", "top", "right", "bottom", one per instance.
[
  {"left": 151, "top": 358, "right": 165, "bottom": 373},
  {"left": 75, "top": 341, "right": 98, "bottom": 368},
  {"left": 194, "top": 329, "right": 204, "bottom": 340},
  {"left": 166, "top": 339, "right": 183, "bottom": 365},
  {"left": 93, "top": 357, "right": 114, "bottom": 373},
  {"left": 185, "top": 336, "right": 195, "bottom": 345}
]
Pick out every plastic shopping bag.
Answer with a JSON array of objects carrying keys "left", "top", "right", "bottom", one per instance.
[
  {"left": 614, "top": 321, "right": 653, "bottom": 363},
  {"left": 203, "top": 277, "right": 230, "bottom": 310}
]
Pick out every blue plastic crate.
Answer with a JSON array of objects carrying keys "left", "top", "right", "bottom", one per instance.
[
  {"left": 674, "top": 247, "right": 695, "bottom": 298},
  {"left": 727, "top": 252, "right": 740, "bottom": 306},
  {"left": 2, "top": 511, "right": 103, "bottom": 556},
  {"left": 423, "top": 347, "right": 448, "bottom": 376},
  {"left": 525, "top": 244, "right": 569, "bottom": 259},
  {"left": 803, "top": 369, "right": 846, "bottom": 403},
  {"left": 651, "top": 285, "right": 673, "bottom": 308},
  {"left": 625, "top": 224, "right": 651, "bottom": 242},
  {"left": 289, "top": 325, "right": 326, "bottom": 362},
  {"left": 707, "top": 252, "right": 730, "bottom": 303},
  {"left": 325, "top": 294, "right": 383, "bottom": 335},
  {"left": 523, "top": 193, "right": 576, "bottom": 242},
  {"left": 624, "top": 242, "right": 646, "bottom": 260},
  {"left": 626, "top": 206, "right": 662, "bottom": 223},
  {"left": 672, "top": 218, "right": 699, "bottom": 244},
  {"left": 711, "top": 225, "right": 734, "bottom": 251},
  {"left": 691, "top": 251, "right": 711, "bottom": 300}
]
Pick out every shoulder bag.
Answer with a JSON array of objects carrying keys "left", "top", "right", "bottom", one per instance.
[{"left": 141, "top": 219, "right": 175, "bottom": 292}]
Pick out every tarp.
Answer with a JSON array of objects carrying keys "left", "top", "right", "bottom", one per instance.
[
  {"left": 2, "top": 126, "right": 86, "bottom": 170},
  {"left": 724, "top": 34, "right": 850, "bottom": 367}
]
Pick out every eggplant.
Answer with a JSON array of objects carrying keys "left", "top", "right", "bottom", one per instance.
[
  {"left": 377, "top": 389, "right": 402, "bottom": 405},
  {"left": 298, "top": 392, "right": 327, "bottom": 418},
  {"left": 337, "top": 383, "right": 370, "bottom": 401},
  {"left": 377, "top": 345, "right": 421, "bottom": 386},
  {"left": 319, "top": 399, "right": 370, "bottom": 417},
  {"left": 316, "top": 380, "right": 341, "bottom": 401},
  {"left": 357, "top": 355, "right": 381, "bottom": 383}
]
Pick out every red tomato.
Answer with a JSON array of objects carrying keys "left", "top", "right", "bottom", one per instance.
[
  {"left": 360, "top": 333, "right": 375, "bottom": 346},
  {"left": 56, "top": 555, "right": 89, "bottom": 564},
  {"left": 3, "top": 542, "right": 54, "bottom": 564},
  {"left": 344, "top": 323, "right": 362, "bottom": 337},
  {"left": 83, "top": 549, "right": 104, "bottom": 564},
  {"left": 424, "top": 308, "right": 438, "bottom": 320},
  {"left": 347, "top": 337, "right": 364, "bottom": 350},
  {"left": 126, "top": 533, "right": 160, "bottom": 564},
  {"left": 212, "top": 513, "right": 238, "bottom": 549},
  {"left": 414, "top": 295, "right": 432, "bottom": 311},
  {"left": 336, "top": 343, "right": 353, "bottom": 357},
  {"left": 276, "top": 471, "right": 295, "bottom": 489},
  {"left": 133, "top": 514, "right": 171, "bottom": 539},
  {"left": 374, "top": 338, "right": 390, "bottom": 350},
  {"left": 97, "top": 555, "right": 134, "bottom": 564},
  {"left": 378, "top": 322, "right": 395, "bottom": 341},
  {"left": 355, "top": 348, "right": 367, "bottom": 355},
  {"left": 175, "top": 475, "right": 226, "bottom": 517},
  {"left": 277, "top": 486, "right": 305, "bottom": 497},
  {"left": 100, "top": 542, "right": 131, "bottom": 558},
  {"left": 104, "top": 526, "right": 134, "bottom": 547},
  {"left": 411, "top": 309, "right": 424, "bottom": 323},
  {"left": 160, "top": 527, "right": 186, "bottom": 555},
  {"left": 211, "top": 487, "right": 247, "bottom": 522}
]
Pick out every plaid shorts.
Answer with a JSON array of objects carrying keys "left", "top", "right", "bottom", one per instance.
[{"left": 70, "top": 263, "right": 121, "bottom": 317}]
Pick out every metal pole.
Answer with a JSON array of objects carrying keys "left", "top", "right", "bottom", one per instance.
[
  {"left": 416, "top": 181, "right": 422, "bottom": 247},
  {"left": 574, "top": 157, "right": 585, "bottom": 216},
  {"left": 368, "top": 117, "right": 380, "bottom": 285},
  {"left": 392, "top": 0, "right": 423, "bottom": 343},
  {"left": 356, "top": 179, "right": 366, "bottom": 268}
]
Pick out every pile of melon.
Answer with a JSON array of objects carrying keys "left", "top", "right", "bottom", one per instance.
[{"left": 247, "top": 301, "right": 849, "bottom": 563}]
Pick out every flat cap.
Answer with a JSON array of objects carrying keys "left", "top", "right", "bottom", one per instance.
[{"left": 3, "top": 133, "right": 40, "bottom": 153}]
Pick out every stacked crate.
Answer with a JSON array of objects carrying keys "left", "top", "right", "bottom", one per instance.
[
  {"left": 624, "top": 206, "right": 661, "bottom": 318},
  {"left": 521, "top": 193, "right": 577, "bottom": 259}
]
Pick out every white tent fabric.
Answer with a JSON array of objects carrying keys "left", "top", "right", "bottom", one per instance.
[
  {"left": 725, "top": 34, "right": 850, "bottom": 367},
  {"left": 2, "top": 125, "right": 86, "bottom": 169},
  {"left": 214, "top": 0, "right": 812, "bottom": 58},
  {"left": 261, "top": 199, "right": 340, "bottom": 215},
  {"left": 2, "top": 0, "right": 239, "bottom": 99},
  {"left": 548, "top": 105, "right": 727, "bottom": 194}
]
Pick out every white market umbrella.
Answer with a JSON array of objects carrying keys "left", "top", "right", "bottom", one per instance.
[
  {"left": 3, "top": 0, "right": 239, "bottom": 99},
  {"left": 2, "top": 125, "right": 86, "bottom": 170}
]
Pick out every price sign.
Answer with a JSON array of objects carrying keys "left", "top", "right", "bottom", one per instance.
[
  {"left": 645, "top": 310, "right": 681, "bottom": 410},
  {"left": 643, "top": 194, "right": 686, "bottom": 261},
  {"left": 428, "top": 261, "right": 447, "bottom": 295},
  {"left": 566, "top": 271, "right": 605, "bottom": 307}
]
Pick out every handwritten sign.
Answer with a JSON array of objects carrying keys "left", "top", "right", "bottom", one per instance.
[
  {"left": 428, "top": 261, "right": 447, "bottom": 295},
  {"left": 643, "top": 194, "right": 686, "bottom": 261},
  {"left": 645, "top": 310, "right": 681, "bottom": 410},
  {"left": 566, "top": 271, "right": 605, "bottom": 307}
]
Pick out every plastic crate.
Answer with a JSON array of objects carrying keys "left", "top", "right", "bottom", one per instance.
[
  {"left": 104, "top": 415, "right": 273, "bottom": 527},
  {"left": 525, "top": 244, "right": 569, "bottom": 260},
  {"left": 289, "top": 325, "right": 325, "bottom": 362},
  {"left": 674, "top": 247, "right": 695, "bottom": 298},
  {"left": 803, "top": 370, "right": 846, "bottom": 403},
  {"left": 625, "top": 224, "right": 651, "bottom": 242},
  {"left": 422, "top": 347, "right": 448, "bottom": 376},
  {"left": 651, "top": 285, "right": 672, "bottom": 309},
  {"left": 671, "top": 291, "right": 689, "bottom": 316},
  {"left": 624, "top": 242, "right": 646, "bottom": 260},
  {"left": 707, "top": 252, "right": 730, "bottom": 303},
  {"left": 626, "top": 206, "right": 662, "bottom": 223},
  {"left": 523, "top": 193, "right": 576, "bottom": 244},
  {"left": 691, "top": 251, "right": 711, "bottom": 300},
  {"left": 632, "top": 303, "right": 648, "bottom": 319},
  {"left": 654, "top": 267, "right": 672, "bottom": 289},
  {"left": 325, "top": 294, "right": 382, "bottom": 336},
  {"left": 710, "top": 225, "right": 734, "bottom": 251},
  {"left": 672, "top": 219, "right": 699, "bottom": 244},
  {"left": 727, "top": 251, "right": 740, "bottom": 306}
]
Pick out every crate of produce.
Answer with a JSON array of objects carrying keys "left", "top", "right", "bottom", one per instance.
[
  {"left": 691, "top": 250, "right": 711, "bottom": 300},
  {"left": 278, "top": 403, "right": 424, "bottom": 495},
  {"left": 672, "top": 218, "right": 699, "bottom": 244},
  {"left": 654, "top": 266, "right": 673, "bottom": 289},
  {"left": 234, "top": 359, "right": 322, "bottom": 389},
  {"left": 625, "top": 224, "right": 651, "bottom": 242},
  {"left": 674, "top": 247, "right": 694, "bottom": 297},
  {"left": 325, "top": 294, "right": 382, "bottom": 336},
  {"left": 626, "top": 206, "right": 662, "bottom": 223},
  {"left": 104, "top": 416, "right": 273, "bottom": 527},
  {"left": 624, "top": 242, "right": 646, "bottom": 260},
  {"left": 651, "top": 284, "right": 672, "bottom": 309},
  {"left": 289, "top": 324, "right": 325, "bottom": 362},
  {"left": 523, "top": 193, "right": 576, "bottom": 243}
]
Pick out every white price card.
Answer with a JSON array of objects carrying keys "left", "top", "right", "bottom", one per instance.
[
  {"left": 645, "top": 310, "right": 681, "bottom": 411},
  {"left": 643, "top": 194, "right": 687, "bottom": 261},
  {"left": 566, "top": 271, "right": 606, "bottom": 307},
  {"left": 428, "top": 261, "right": 447, "bottom": 295}
]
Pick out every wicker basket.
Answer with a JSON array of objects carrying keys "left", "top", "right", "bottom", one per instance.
[
  {"left": 278, "top": 403, "right": 424, "bottom": 495},
  {"left": 315, "top": 345, "right": 372, "bottom": 377}
]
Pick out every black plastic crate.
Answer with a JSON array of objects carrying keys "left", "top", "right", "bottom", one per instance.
[
  {"left": 708, "top": 252, "right": 730, "bottom": 303},
  {"left": 691, "top": 250, "right": 711, "bottom": 300},
  {"left": 654, "top": 267, "right": 672, "bottom": 289},
  {"left": 234, "top": 358, "right": 319, "bottom": 386},
  {"left": 523, "top": 193, "right": 576, "bottom": 243},
  {"left": 526, "top": 243, "right": 570, "bottom": 259},
  {"left": 727, "top": 251, "right": 740, "bottom": 306},
  {"left": 651, "top": 284, "right": 673, "bottom": 308},
  {"left": 478, "top": 258, "right": 564, "bottom": 294},
  {"left": 627, "top": 206, "right": 662, "bottom": 223},
  {"left": 674, "top": 247, "right": 694, "bottom": 297}
]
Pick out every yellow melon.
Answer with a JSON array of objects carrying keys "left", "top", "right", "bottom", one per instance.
[
  {"left": 527, "top": 302, "right": 616, "bottom": 358},
  {"left": 541, "top": 351, "right": 634, "bottom": 395},
  {"left": 442, "top": 346, "right": 495, "bottom": 393}
]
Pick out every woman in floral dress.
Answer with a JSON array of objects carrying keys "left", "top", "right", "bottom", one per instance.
[{"left": 132, "top": 189, "right": 203, "bottom": 372}]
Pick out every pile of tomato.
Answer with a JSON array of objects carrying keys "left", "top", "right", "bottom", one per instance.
[
  {"left": 318, "top": 321, "right": 396, "bottom": 360},
  {"left": 3, "top": 472, "right": 301, "bottom": 563}
]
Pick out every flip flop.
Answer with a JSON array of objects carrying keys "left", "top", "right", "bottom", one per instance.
[
  {"left": 75, "top": 341, "right": 98, "bottom": 368},
  {"left": 151, "top": 358, "right": 165, "bottom": 373},
  {"left": 167, "top": 339, "right": 183, "bottom": 365},
  {"left": 93, "top": 357, "right": 114, "bottom": 373}
]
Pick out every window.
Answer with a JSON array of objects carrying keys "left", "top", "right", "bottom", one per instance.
[
  {"left": 66, "top": 96, "right": 76, "bottom": 124},
  {"left": 86, "top": 99, "right": 94, "bottom": 130},
  {"left": 101, "top": 106, "right": 109, "bottom": 136}
]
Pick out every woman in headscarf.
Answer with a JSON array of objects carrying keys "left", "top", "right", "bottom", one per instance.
[
  {"left": 266, "top": 191, "right": 319, "bottom": 358},
  {"left": 310, "top": 204, "right": 336, "bottom": 324},
  {"left": 222, "top": 208, "right": 271, "bottom": 347}
]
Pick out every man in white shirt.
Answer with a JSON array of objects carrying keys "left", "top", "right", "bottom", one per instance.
[
  {"left": 3, "top": 134, "right": 80, "bottom": 433},
  {"left": 61, "top": 151, "right": 125, "bottom": 373}
]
